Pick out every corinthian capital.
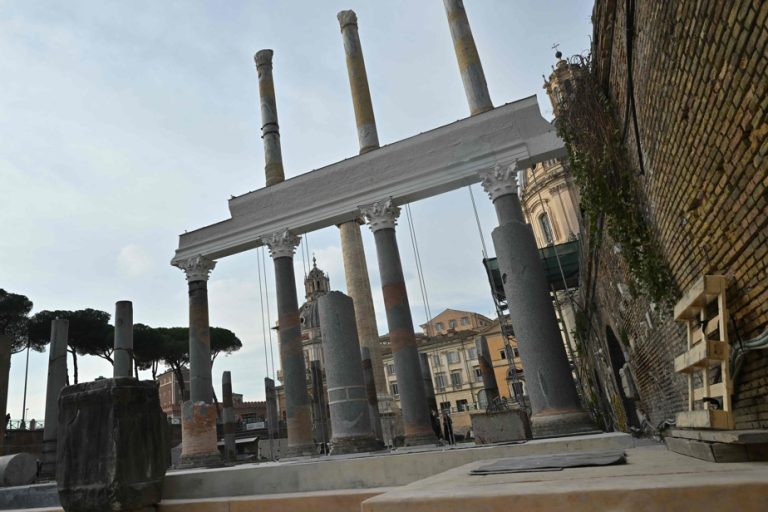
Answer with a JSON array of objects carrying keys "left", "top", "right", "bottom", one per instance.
[
  {"left": 174, "top": 255, "right": 217, "bottom": 282},
  {"left": 479, "top": 163, "right": 519, "bottom": 201},
  {"left": 360, "top": 198, "right": 400, "bottom": 233},
  {"left": 263, "top": 229, "right": 301, "bottom": 259},
  {"left": 337, "top": 10, "right": 358, "bottom": 30}
]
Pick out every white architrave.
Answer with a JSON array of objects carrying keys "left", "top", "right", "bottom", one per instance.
[{"left": 172, "top": 95, "right": 565, "bottom": 264}]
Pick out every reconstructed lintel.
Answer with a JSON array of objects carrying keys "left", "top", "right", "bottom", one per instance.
[{"left": 172, "top": 95, "right": 564, "bottom": 264}]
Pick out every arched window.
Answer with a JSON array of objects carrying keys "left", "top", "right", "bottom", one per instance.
[{"left": 539, "top": 212, "right": 555, "bottom": 245}]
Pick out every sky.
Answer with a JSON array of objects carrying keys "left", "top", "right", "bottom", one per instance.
[{"left": 1, "top": 0, "right": 593, "bottom": 421}]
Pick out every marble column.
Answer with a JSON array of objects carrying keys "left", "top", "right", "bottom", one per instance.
[
  {"left": 442, "top": 0, "right": 493, "bottom": 116},
  {"left": 319, "top": 291, "right": 381, "bottom": 454},
  {"left": 419, "top": 353, "right": 438, "bottom": 414},
  {"left": 113, "top": 300, "right": 133, "bottom": 378},
  {"left": 476, "top": 335, "right": 499, "bottom": 404},
  {"left": 222, "top": 371, "right": 236, "bottom": 462},
  {"left": 480, "top": 165, "right": 594, "bottom": 437},
  {"left": 264, "top": 229, "right": 314, "bottom": 456},
  {"left": 254, "top": 49, "right": 285, "bottom": 187},
  {"left": 336, "top": 9, "right": 386, "bottom": 436},
  {"left": 173, "top": 255, "right": 221, "bottom": 467},
  {"left": 40, "top": 318, "right": 68, "bottom": 479},
  {"left": 361, "top": 199, "right": 436, "bottom": 446}
]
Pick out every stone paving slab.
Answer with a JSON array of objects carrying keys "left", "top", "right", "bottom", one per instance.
[{"left": 360, "top": 445, "right": 768, "bottom": 512}]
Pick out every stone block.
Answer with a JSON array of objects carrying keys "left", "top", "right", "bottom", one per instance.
[
  {"left": 0, "top": 453, "right": 37, "bottom": 487},
  {"left": 471, "top": 409, "right": 531, "bottom": 445},
  {"left": 56, "top": 377, "right": 169, "bottom": 511}
]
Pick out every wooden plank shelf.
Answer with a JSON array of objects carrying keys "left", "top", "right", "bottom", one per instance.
[
  {"left": 676, "top": 409, "right": 733, "bottom": 430},
  {"left": 674, "top": 275, "right": 726, "bottom": 321},
  {"left": 674, "top": 340, "right": 728, "bottom": 374}
]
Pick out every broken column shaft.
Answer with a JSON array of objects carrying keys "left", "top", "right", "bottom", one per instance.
[
  {"left": 319, "top": 291, "right": 380, "bottom": 453},
  {"left": 40, "top": 318, "right": 68, "bottom": 479},
  {"left": 174, "top": 255, "right": 220, "bottom": 467},
  {"left": 419, "top": 353, "right": 439, "bottom": 414},
  {"left": 265, "top": 230, "right": 314, "bottom": 456},
  {"left": 442, "top": 0, "right": 493, "bottom": 116},
  {"left": 113, "top": 300, "right": 133, "bottom": 378},
  {"left": 222, "top": 371, "right": 236, "bottom": 462},
  {"left": 361, "top": 199, "right": 436, "bottom": 446},
  {"left": 255, "top": 49, "right": 285, "bottom": 187},
  {"left": 476, "top": 335, "right": 499, "bottom": 403},
  {"left": 481, "top": 165, "right": 594, "bottom": 437},
  {"left": 336, "top": 9, "right": 385, "bottom": 440}
]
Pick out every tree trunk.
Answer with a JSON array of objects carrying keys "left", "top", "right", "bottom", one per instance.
[
  {"left": 70, "top": 349, "right": 79, "bottom": 384},
  {"left": 151, "top": 361, "right": 158, "bottom": 380},
  {"left": 172, "top": 365, "right": 187, "bottom": 402},
  {"left": 0, "top": 334, "right": 12, "bottom": 449}
]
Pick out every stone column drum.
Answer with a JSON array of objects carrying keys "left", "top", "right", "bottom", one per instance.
[
  {"left": 442, "top": 0, "right": 493, "bottom": 116},
  {"left": 264, "top": 230, "right": 314, "bottom": 456},
  {"left": 476, "top": 335, "right": 499, "bottom": 403},
  {"left": 255, "top": 49, "right": 285, "bottom": 187},
  {"left": 361, "top": 199, "right": 436, "bottom": 446},
  {"left": 173, "top": 255, "right": 221, "bottom": 467},
  {"left": 113, "top": 300, "right": 133, "bottom": 378},
  {"left": 222, "top": 371, "right": 236, "bottom": 462},
  {"left": 40, "top": 318, "right": 68, "bottom": 479},
  {"left": 318, "top": 291, "right": 381, "bottom": 453},
  {"left": 481, "top": 165, "right": 594, "bottom": 437}
]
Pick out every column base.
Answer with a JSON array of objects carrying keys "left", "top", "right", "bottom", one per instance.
[
  {"left": 531, "top": 410, "right": 599, "bottom": 439},
  {"left": 404, "top": 431, "right": 439, "bottom": 447},
  {"left": 331, "top": 435, "right": 385, "bottom": 455},
  {"left": 38, "top": 439, "right": 57, "bottom": 480},
  {"left": 283, "top": 442, "right": 316, "bottom": 458}
]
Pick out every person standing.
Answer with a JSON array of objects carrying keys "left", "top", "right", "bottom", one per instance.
[
  {"left": 442, "top": 411, "right": 455, "bottom": 445},
  {"left": 430, "top": 410, "right": 443, "bottom": 442}
]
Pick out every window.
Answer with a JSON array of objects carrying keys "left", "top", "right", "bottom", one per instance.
[
  {"left": 390, "top": 383, "right": 399, "bottom": 397},
  {"left": 539, "top": 212, "right": 555, "bottom": 245},
  {"left": 456, "top": 399, "right": 469, "bottom": 412},
  {"left": 431, "top": 354, "right": 442, "bottom": 368},
  {"left": 439, "top": 401, "right": 451, "bottom": 413},
  {"left": 435, "top": 322, "right": 444, "bottom": 332},
  {"left": 387, "top": 363, "right": 396, "bottom": 376},
  {"left": 448, "top": 319, "right": 457, "bottom": 329},
  {"left": 446, "top": 351, "right": 460, "bottom": 364},
  {"left": 466, "top": 347, "right": 477, "bottom": 360},
  {"left": 499, "top": 349, "right": 507, "bottom": 360},
  {"left": 450, "top": 370, "right": 463, "bottom": 388},
  {"left": 435, "top": 372, "right": 447, "bottom": 390},
  {"left": 473, "top": 366, "right": 483, "bottom": 382},
  {"left": 460, "top": 316, "right": 469, "bottom": 326}
]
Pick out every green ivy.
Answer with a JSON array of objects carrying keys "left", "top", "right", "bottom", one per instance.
[{"left": 554, "top": 55, "right": 677, "bottom": 308}]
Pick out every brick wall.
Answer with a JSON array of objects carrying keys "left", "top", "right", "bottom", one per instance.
[{"left": 586, "top": 0, "right": 768, "bottom": 429}]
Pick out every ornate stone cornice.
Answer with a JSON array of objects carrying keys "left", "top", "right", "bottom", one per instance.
[
  {"left": 360, "top": 198, "right": 400, "bottom": 233},
  {"left": 174, "top": 255, "right": 217, "bottom": 282},
  {"left": 254, "top": 49, "right": 273, "bottom": 69},
  {"left": 479, "top": 163, "right": 519, "bottom": 201},
  {"left": 337, "top": 10, "right": 358, "bottom": 30},
  {"left": 263, "top": 229, "right": 301, "bottom": 259}
]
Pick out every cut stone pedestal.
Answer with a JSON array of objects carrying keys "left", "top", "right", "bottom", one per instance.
[
  {"left": 471, "top": 409, "right": 531, "bottom": 445},
  {"left": 531, "top": 410, "right": 597, "bottom": 438},
  {"left": 180, "top": 401, "right": 221, "bottom": 467},
  {"left": 56, "top": 378, "right": 169, "bottom": 512}
]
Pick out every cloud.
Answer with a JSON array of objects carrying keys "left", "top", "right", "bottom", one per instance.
[{"left": 117, "top": 243, "right": 153, "bottom": 277}]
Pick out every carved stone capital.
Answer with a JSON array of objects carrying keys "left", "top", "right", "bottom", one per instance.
[
  {"left": 254, "top": 49, "right": 274, "bottom": 69},
  {"left": 337, "top": 10, "right": 358, "bottom": 31},
  {"left": 263, "top": 229, "right": 301, "bottom": 259},
  {"left": 174, "top": 255, "right": 217, "bottom": 282},
  {"left": 360, "top": 198, "right": 400, "bottom": 233},
  {"left": 479, "top": 163, "right": 519, "bottom": 201}
]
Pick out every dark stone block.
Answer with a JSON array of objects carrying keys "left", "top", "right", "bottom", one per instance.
[{"left": 56, "top": 378, "right": 169, "bottom": 512}]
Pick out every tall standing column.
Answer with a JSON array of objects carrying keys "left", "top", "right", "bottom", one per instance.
[
  {"left": 442, "top": 0, "right": 493, "bottom": 116},
  {"left": 173, "top": 255, "right": 221, "bottom": 467},
  {"left": 40, "top": 318, "right": 68, "bottom": 479},
  {"left": 480, "top": 165, "right": 594, "bottom": 437},
  {"left": 222, "top": 371, "right": 236, "bottom": 462},
  {"left": 264, "top": 229, "right": 314, "bottom": 456},
  {"left": 255, "top": 49, "right": 285, "bottom": 187},
  {"left": 361, "top": 199, "right": 436, "bottom": 446},
  {"left": 336, "top": 10, "right": 386, "bottom": 437},
  {"left": 113, "top": 300, "right": 133, "bottom": 378}
]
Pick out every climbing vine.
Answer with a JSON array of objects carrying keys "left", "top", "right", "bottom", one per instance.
[{"left": 554, "top": 54, "right": 676, "bottom": 307}]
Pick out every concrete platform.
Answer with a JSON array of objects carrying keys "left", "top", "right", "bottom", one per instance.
[
  {"left": 361, "top": 445, "right": 768, "bottom": 511},
  {"left": 162, "top": 432, "right": 634, "bottom": 500}
]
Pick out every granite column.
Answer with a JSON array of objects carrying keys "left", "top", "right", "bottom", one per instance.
[
  {"left": 40, "top": 318, "right": 68, "bottom": 479},
  {"left": 254, "top": 49, "right": 285, "bottom": 187},
  {"left": 222, "top": 371, "right": 236, "bottom": 462},
  {"left": 264, "top": 230, "right": 314, "bottom": 456},
  {"left": 480, "top": 165, "right": 594, "bottom": 437},
  {"left": 113, "top": 300, "right": 133, "bottom": 378},
  {"left": 361, "top": 199, "right": 436, "bottom": 446}
]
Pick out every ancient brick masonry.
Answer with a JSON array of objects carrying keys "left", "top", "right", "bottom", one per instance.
[{"left": 588, "top": 0, "right": 768, "bottom": 429}]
